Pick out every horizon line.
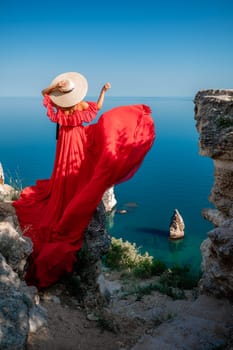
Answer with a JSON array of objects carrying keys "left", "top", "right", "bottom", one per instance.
[{"left": 0, "top": 95, "right": 194, "bottom": 99}]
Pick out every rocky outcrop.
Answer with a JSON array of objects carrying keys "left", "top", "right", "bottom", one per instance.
[
  {"left": 169, "top": 209, "right": 185, "bottom": 240},
  {"left": 194, "top": 90, "right": 233, "bottom": 219},
  {"left": 0, "top": 183, "right": 19, "bottom": 201},
  {"left": 194, "top": 89, "right": 233, "bottom": 298},
  {"left": 0, "top": 203, "right": 32, "bottom": 276},
  {"left": 0, "top": 162, "right": 4, "bottom": 184},
  {"left": 200, "top": 220, "right": 233, "bottom": 297},
  {"left": 0, "top": 202, "right": 47, "bottom": 350},
  {"left": 102, "top": 187, "right": 117, "bottom": 213},
  {"left": 0, "top": 183, "right": 111, "bottom": 347},
  {"left": 73, "top": 202, "right": 111, "bottom": 306},
  {"left": 0, "top": 163, "right": 20, "bottom": 201}
]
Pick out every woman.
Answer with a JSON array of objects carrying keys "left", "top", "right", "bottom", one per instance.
[{"left": 13, "top": 72, "right": 155, "bottom": 288}]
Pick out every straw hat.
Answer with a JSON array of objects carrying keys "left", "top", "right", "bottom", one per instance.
[{"left": 48, "top": 72, "right": 88, "bottom": 107}]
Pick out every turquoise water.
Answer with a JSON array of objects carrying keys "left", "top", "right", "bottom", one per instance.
[{"left": 0, "top": 96, "right": 213, "bottom": 274}]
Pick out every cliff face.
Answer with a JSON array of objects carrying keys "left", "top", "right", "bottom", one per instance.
[
  {"left": 195, "top": 90, "right": 233, "bottom": 219},
  {"left": 0, "top": 202, "right": 47, "bottom": 350},
  {"left": 0, "top": 195, "right": 110, "bottom": 349},
  {"left": 194, "top": 90, "right": 233, "bottom": 298}
]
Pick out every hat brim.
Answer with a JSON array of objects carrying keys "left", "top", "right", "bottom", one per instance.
[{"left": 49, "top": 72, "right": 88, "bottom": 108}]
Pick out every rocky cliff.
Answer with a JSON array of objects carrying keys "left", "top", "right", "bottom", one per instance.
[
  {"left": 0, "top": 186, "right": 111, "bottom": 349},
  {"left": 0, "top": 201, "right": 47, "bottom": 350},
  {"left": 194, "top": 89, "right": 233, "bottom": 298}
]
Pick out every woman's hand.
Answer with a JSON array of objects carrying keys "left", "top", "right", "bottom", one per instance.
[
  {"left": 57, "top": 80, "right": 72, "bottom": 92},
  {"left": 102, "top": 82, "right": 111, "bottom": 92},
  {"left": 42, "top": 79, "right": 74, "bottom": 96}
]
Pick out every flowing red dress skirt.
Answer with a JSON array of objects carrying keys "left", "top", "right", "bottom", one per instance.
[{"left": 13, "top": 98, "right": 155, "bottom": 288}]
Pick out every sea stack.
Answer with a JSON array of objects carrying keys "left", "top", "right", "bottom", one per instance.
[{"left": 169, "top": 209, "right": 185, "bottom": 240}]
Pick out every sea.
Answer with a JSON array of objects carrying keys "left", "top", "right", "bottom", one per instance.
[{"left": 0, "top": 96, "right": 214, "bottom": 276}]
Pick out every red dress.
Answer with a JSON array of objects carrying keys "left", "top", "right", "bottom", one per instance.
[{"left": 13, "top": 95, "right": 155, "bottom": 288}]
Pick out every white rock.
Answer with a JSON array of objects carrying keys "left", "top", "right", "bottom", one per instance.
[
  {"left": 169, "top": 209, "right": 185, "bottom": 240},
  {"left": 102, "top": 187, "right": 117, "bottom": 212}
]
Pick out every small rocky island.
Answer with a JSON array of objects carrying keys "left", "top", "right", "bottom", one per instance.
[
  {"left": 0, "top": 90, "right": 233, "bottom": 349},
  {"left": 169, "top": 209, "right": 185, "bottom": 240}
]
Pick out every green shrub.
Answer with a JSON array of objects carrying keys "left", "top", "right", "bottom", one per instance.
[
  {"left": 159, "top": 264, "right": 198, "bottom": 290},
  {"left": 133, "top": 254, "right": 153, "bottom": 278},
  {"left": 132, "top": 256, "right": 167, "bottom": 279},
  {"left": 134, "top": 281, "right": 185, "bottom": 300},
  {"left": 103, "top": 238, "right": 199, "bottom": 296},
  {"left": 104, "top": 237, "right": 153, "bottom": 270},
  {"left": 151, "top": 259, "right": 167, "bottom": 275}
]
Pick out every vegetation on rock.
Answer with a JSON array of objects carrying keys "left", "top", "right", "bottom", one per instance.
[{"left": 103, "top": 237, "right": 199, "bottom": 299}]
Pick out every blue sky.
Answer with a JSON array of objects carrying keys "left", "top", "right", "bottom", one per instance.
[{"left": 1, "top": 0, "right": 233, "bottom": 97}]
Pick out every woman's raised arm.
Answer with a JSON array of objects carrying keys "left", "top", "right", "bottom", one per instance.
[
  {"left": 41, "top": 80, "right": 70, "bottom": 96},
  {"left": 96, "top": 83, "right": 111, "bottom": 110}
]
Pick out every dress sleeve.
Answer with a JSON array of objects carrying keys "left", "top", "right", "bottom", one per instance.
[
  {"left": 81, "top": 102, "right": 98, "bottom": 123},
  {"left": 43, "top": 96, "right": 98, "bottom": 126},
  {"left": 43, "top": 94, "right": 59, "bottom": 123}
]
